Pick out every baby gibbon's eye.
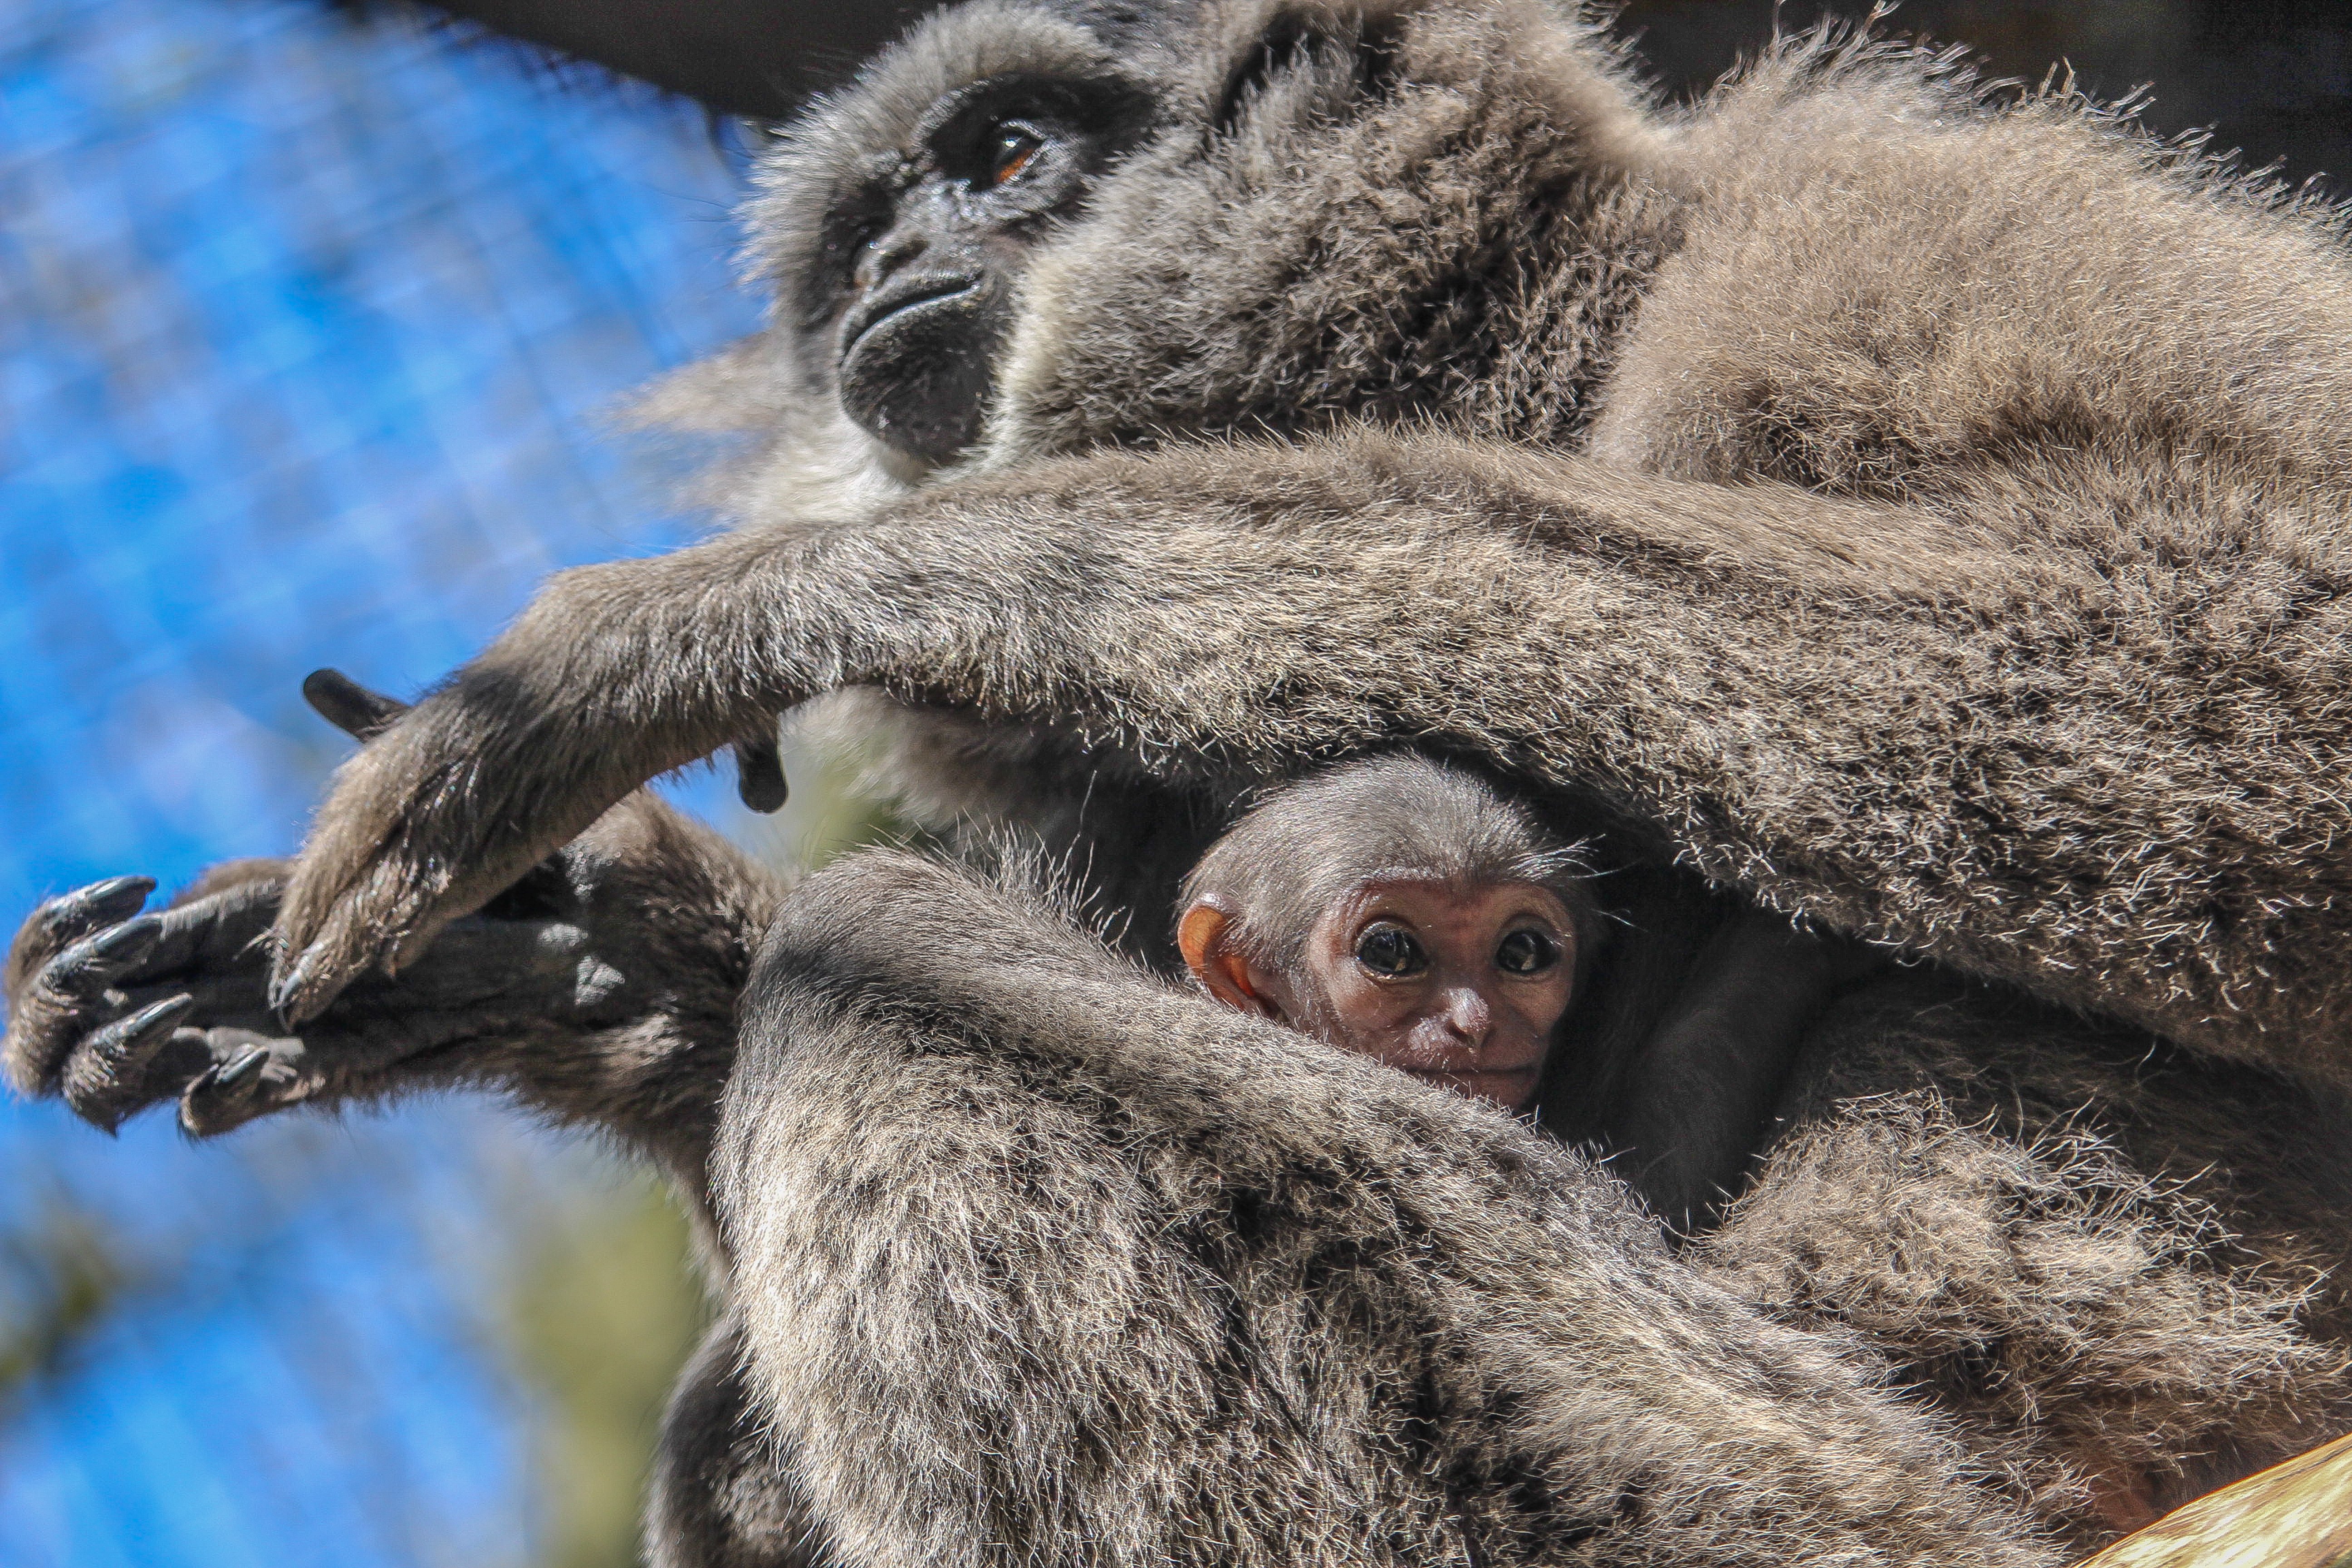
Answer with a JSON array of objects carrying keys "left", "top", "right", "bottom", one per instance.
[
  {"left": 986, "top": 123, "right": 1044, "bottom": 186},
  {"left": 1355, "top": 924, "right": 1429, "bottom": 979},
  {"left": 1495, "top": 929, "right": 1561, "bottom": 975}
]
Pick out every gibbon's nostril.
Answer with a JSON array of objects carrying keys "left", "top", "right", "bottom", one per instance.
[{"left": 857, "top": 229, "right": 929, "bottom": 292}]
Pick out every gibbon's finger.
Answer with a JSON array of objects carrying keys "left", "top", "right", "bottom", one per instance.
[
  {"left": 140, "top": 877, "right": 282, "bottom": 979},
  {"left": 212, "top": 1042, "right": 272, "bottom": 1089},
  {"left": 8, "top": 876, "right": 156, "bottom": 990},
  {"left": 45, "top": 916, "right": 165, "bottom": 999},
  {"left": 270, "top": 899, "right": 399, "bottom": 1025},
  {"left": 3, "top": 914, "right": 163, "bottom": 1096},
  {"left": 735, "top": 733, "right": 790, "bottom": 813},
  {"left": 59, "top": 994, "right": 197, "bottom": 1132},
  {"left": 113, "top": 973, "right": 272, "bottom": 1036},
  {"left": 32, "top": 876, "right": 156, "bottom": 949},
  {"left": 179, "top": 1035, "right": 310, "bottom": 1138},
  {"left": 302, "top": 669, "right": 411, "bottom": 743}
]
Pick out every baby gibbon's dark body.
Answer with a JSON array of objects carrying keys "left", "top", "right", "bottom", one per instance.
[{"left": 12, "top": 0, "right": 2352, "bottom": 1562}]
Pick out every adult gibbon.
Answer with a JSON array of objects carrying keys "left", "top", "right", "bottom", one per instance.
[{"left": 13, "top": 0, "right": 2352, "bottom": 1561}]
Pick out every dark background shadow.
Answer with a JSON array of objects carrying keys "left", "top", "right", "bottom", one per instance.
[{"left": 1620, "top": 1, "right": 2352, "bottom": 195}]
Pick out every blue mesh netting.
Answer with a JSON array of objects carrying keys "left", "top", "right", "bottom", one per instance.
[
  {"left": 2, "top": 0, "right": 760, "bottom": 907},
  {"left": 1, "top": 1, "right": 764, "bottom": 1562}
]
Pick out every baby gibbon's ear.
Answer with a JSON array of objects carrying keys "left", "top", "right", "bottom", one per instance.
[
  {"left": 1179, "top": 903, "right": 1285, "bottom": 1020},
  {"left": 346, "top": 0, "right": 933, "bottom": 119}
]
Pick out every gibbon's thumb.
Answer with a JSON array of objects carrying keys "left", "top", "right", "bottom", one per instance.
[{"left": 303, "top": 669, "right": 411, "bottom": 743}]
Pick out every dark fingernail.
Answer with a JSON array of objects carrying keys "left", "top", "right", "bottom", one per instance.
[
  {"left": 213, "top": 1044, "right": 270, "bottom": 1089},
  {"left": 121, "top": 992, "right": 194, "bottom": 1035},
  {"left": 178, "top": 1066, "right": 222, "bottom": 1136},
  {"left": 265, "top": 959, "right": 306, "bottom": 1025},
  {"left": 83, "top": 995, "right": 199, "bottom": 1084},
  {"left": 269, "top": 951, "right": 339, "bottom": 1027},
  {"left": 113, "top": 994, "right": 197, "bottom": 1059},
  {"left": 50, "top": 916, "right": 164, "bottom": 994},
  {"left": 52, "top": 916, "right": 162, "bottom": 987},
  {"left": 70, "top": 876, "right": 156, "bottom": 925},
  {"left": 88, "top": 915, "right": 163, "bottom": 964}
]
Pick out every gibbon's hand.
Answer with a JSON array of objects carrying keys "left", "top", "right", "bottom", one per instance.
[
  {"left": 5, "top": 671, "right": 750, "bottom": 1134},
  {"left": 265, "top": 679, "right": 599, "bottom": 1023},
  {"left": 266, "top": 554, "right": 786, "bottom": 1023},
  {"left": 1, "top": 861, "right": 607, "bottom": 1136}
]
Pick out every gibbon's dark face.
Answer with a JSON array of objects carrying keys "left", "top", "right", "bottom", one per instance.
[{"left": 825, "top": 74, "right": 1150, "bottom": 462}]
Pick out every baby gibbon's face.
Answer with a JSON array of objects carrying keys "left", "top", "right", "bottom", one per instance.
[{"left": 1283, "top": 878, "right": 1575, "bottom": 1111}]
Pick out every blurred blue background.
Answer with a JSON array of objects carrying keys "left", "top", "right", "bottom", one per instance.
[
  {"left": 3, "top": 1, "right": 2346, "bottom": 1565},
  {"left": 2, "top": 2, "right": 770, "bottom": 1563}
]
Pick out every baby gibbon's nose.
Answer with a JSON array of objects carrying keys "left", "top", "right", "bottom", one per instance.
[{"left": 1441, "top": 988, "right": 1493, "bottom": 1046}]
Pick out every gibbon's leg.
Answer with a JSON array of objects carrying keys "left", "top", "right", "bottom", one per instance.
[
  {"left": 269, "top": 432, "right": 2352, "bottom": 1096},
  {"left": 712, "top": 848, "right": 2055, "bottom": 1568},
  {"left": 1700, "top": 975, "right": 2352, "bottom": 1544},
  {"left": 647, "top": 1313, "right": 841, "bottom": 1568}
]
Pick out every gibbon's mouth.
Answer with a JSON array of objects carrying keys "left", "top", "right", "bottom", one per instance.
[{"left": 840, "top": 274, "right": 985, "bottom": 362}]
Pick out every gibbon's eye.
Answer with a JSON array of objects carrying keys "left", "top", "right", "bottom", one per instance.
[
  {"left": 985, "top": 123, "right": 1045, "bottom": 187},
  {"left": 1355, "top": 923, "right": 1430, "bottom": 979},
  {"left": 1495, "top": 928, "right": 1562, "bottom": 976}
]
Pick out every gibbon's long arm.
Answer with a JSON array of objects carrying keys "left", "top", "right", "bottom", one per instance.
[
  {"left": 269, "top": 431, "right": 2352, "bottom": 1087},
  {"left": 715, "top": 848, "right": 2052, "bottom": 1567}
]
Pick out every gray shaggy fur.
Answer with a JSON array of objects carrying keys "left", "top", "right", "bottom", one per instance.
[
  {"left": 15, "top": 828, "right": 2347, "bottom": 1560},
  {"left": 718, "top": 848, "right": 2049, "bottom": 1568},
  {"left": 1743, "top": 975, "right": 2352, "bottom": 1536},
  {"left": 269, "top": 0, "right": 2352, "bottom": 1103},
  {"left": 1708, "top": 1088, "right": 2342, "bottom": 1540},
  {"left": 13, "top": 0, "right": 2352, "bottom": 1560}
]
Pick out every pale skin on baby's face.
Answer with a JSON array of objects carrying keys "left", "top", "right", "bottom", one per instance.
[{"left": 1180, "top": 877, "right": 1577, "bottom": 1112}]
